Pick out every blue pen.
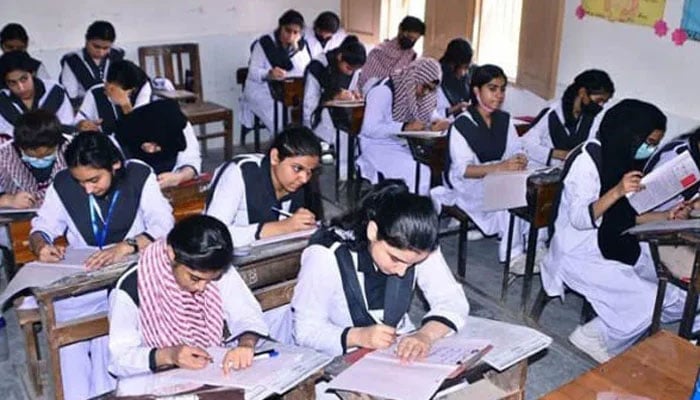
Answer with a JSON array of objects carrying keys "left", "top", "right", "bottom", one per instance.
[{"left": 253, "top": 349, "right": 279, "bottom": 360}]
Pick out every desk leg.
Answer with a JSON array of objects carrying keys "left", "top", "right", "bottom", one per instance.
[
  {"left": 282, "top": 105, "right": 289, "bottom": 130},
  {"left": 335, "top": 128, "right": 341, "bottom": 201},
  {"left": 680, "top": 246, "right": 700, "bottom": 339},
  {"left": 224, "top": 111, "right": 233, "bottom": 161},
  {"left": 520, "top": 221, "right": 539, "bottom": 312},
  {"left": 347, "top": 135, "right": 356, "bottom": 206},
  {"left": 501, "top": 213, "right": 516, "bottom": 302},
  {"left": 648, "top": 243, "right": 666, "bottom": 335},
  {"left": 457, "top": 219, "right": 468, "bottom": 279},
  {"left": 274, "top": 101, "right": 279, "bottom": 135},
  {"left": 37, "top": 295, "right": 63, "bottom": 400}
]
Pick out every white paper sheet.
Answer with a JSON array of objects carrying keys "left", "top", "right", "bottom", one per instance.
[
  {"left": 624, "top": 218, "right": 700, "bottom": 235},
  {"left": 628, "top": 150, "right": 700, "bottom": 214},
  {"left": 116, "top": 342, "right": 331, "bottom": 398},
  {"left": 249, "top": 227, "right": 317, "bottom": 248},
  {"left": 482, "top": 170, "right": 533, "bottom": 211},
  {"left": 324, "top": 100, "right": 365, "bottom": 108},
  {"left": 373, "top": 337, "right": 492, "bottom": 366},
  {"left": 399, "top": 130, "right": 448, "bottom": 139}
]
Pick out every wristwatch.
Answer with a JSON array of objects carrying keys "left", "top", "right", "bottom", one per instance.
[{"left": 125, "top": 238, "right": 139, "bottom": 254}]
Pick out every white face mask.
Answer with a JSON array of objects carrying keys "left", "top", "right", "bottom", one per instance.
[{"left": 474, "top": 90, "right": 497, "bottom": 114}]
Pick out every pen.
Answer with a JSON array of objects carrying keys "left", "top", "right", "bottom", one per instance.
[
  {"left": 271, "top": 207, "right": 293, "bottom": 218},
  {"left": 457, "top": 345, "right": 493, "bottom": 368},
  {"left": 253, "top": 349, "right": 279, "bottom": 360}
]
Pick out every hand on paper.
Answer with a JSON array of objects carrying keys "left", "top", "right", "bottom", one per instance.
[
  {"left": 37, "top": 243, "right": 65, "bottom": 262},
  {"left": 3, "top": 191, "right": 36, "bottom": 209},
  {"left": 285, "top": 208, "right": 317, "bottom": 231},
  {"left": 157, "top": 170, "right": 194, "bottom": 189},
  {"left": 500, "top": 153, "right": 528, "bottom": 171},
  {"left": 615, "top": 171, "right": 644, "bottom": 197},
  {"left": 668, "top": 201, "right": 692, "bottom": 220},
  {"left": 350, "top": 324, "right": 396, "bottom": 350},
  {"left": 168, "top": 345, "right": 212, "bottom": 370},
  {"left": 268, "top": 67, "right": 287, "bottom": 80},
  {"left": 76, "top": 119, "right": 102, "bottom": 132},
  {"left": 403, "top": 120, "right": 426, "bottom": 131},
  {"left": 396, "top": 331, "right": 432, "bottom": 362},
  {"left": 84, "top": 242, "right": 132, "bottom": 271},
  {"left": 430, "top": 119, "right": 450, "bottom": 131},
  {"left": 222, "top": 345, "right": 255, "bottom": 374},
  {"left": 335, "top": 89, "right": 356, "bottom": 101}
]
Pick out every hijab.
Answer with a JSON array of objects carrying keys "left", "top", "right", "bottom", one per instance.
[{"left": 390, "top": 57, "right": 441, "bottom": 124}]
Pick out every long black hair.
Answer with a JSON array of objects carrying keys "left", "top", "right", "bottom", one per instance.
[
  {"left": 64, "top": 132, "right": 125, "bottom": 177},
  {"left": 337, "top": 35, "right": 366, "bottom": 67},
  {"left": 439, "top": 38, "right": 473, "bottom": 71},
  {"left": 168, "top": 215, "right": 233, "bottom": 272},
  {"left": 106, "top": 60, "right": 149, "bottom": 91},
  {"left": 561, "top": 69, "right": 614, "bottom": 126},
  {"left": 331, "top": 180, "right": 439, "bottom": 252}
]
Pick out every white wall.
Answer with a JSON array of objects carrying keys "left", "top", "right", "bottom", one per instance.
[
  {"left": 557, "top": 0, "right": 699, "bottom": 138},
  {"left": 4, "top": 0, "right": 340, "bottom": 144}
]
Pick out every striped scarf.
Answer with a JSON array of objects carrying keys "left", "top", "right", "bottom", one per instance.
[
  {"left": 138, "top": 239, "right": 224, "bottom": 348},
  {"left": 390, "top": 58, "right": 442, "bottom": 123},
  {"left": 0, "top": 136, "right": 67, "bottom": 206}
]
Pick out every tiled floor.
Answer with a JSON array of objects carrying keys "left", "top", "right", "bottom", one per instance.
[{"left": 0, "top": 141, "right": 680, "bottom": 399}]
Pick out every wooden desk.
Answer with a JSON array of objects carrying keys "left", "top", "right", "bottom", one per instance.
[
  {"left": 503, "top": 170, "right": 561, "bottom": 311},
  {"left": 27, "top": 237, "right": 309, "bottom": 400},
  {"left": 400, "top": 133, "right": 448, "bottom": 192},
  {"left": 633, "top": 229, "right": 700, "bottom": 339},
  {"left": 324, "top": 103, "right": 365, "bottom": 204},
  {"left": 161, "top": 175, "right": 211, "bottom": 222},
  {"left": 270, "top": 77, "right": 304, "bottom": 134},
  {"left": 542, "top": 331, "right": 700, "bottom": 400}
]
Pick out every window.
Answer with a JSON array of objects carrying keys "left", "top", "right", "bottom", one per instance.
[{"left": 473, "top": 0, "right": 523, "bottom": 79}]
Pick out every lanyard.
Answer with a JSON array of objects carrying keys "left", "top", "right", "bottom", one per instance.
[{"left": 89, "top": 190, "right": 120, "bottom": 249}]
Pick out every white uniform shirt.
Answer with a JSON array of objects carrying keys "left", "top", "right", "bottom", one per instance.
[
  {"left": 74, "top": 82, "right": 201, "bottom": 175},
  {"left": 292, "top": 243, "right": 469, "bottom": 356},
  {"left": 108, "top": 263, "right": 269, "bottom": 377},
  {"left": 0, "top": 78, "right": 74, "bottom": 136},
  {"left": 205, "top": 155, "right": 296, "bottom": 247}
]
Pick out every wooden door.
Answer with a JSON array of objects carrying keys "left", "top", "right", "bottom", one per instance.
[
  {"left": 341, "top": 0, "right": 383, "bottom": 45},
  {"left": 422, "top": 0, "right": 477, "bottom": 59},
  {"left": 516, "top": 0, "right": 564, "bottom": 99}
]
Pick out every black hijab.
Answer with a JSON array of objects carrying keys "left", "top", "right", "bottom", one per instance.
[
  {"left": 597, "top": 99, "right": 667, "bottom": 265},
  {"left": 439, "top": 62, "right": 469, "bottom": 106},
  {"left": 114, "top": 99, "right": 187, "bottom": 174}
]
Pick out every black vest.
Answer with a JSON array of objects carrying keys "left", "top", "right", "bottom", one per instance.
[
  {"left": 60, "top": 48, "right": 125, "bottom": 94},
  {"left": 0, "top": 78, "right": 65, "bottom": 127},
  {"left": 548, "top": 107, "right": 595, "bottom": 151}
]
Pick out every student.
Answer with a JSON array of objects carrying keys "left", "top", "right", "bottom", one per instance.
[
  {"left": 26, "top": 133, "right": 172, "bottom": 398},
  {"left": 292, "top": 180, "right": 469, "bottom": 358},
  {"left": 205, "top": 126, "right": 321, "bottom": 247},
  {"left": 0, "top": 23, "right": 50, "bottom": 79},
  {"left": 113, "top": 99, "right": 200, "bottom": 188},
  {"left": 540, "top": 99, "right": 694, "bottom": 363},
  {"left": 0, "top": 50, "right": 73, "bottom": 135},
  {"left": 108, "top": 215, "right": 269, "bottom": 377},
  {"left": 75, "top": 59, "right": 154, "bottom": 134},
  {"left": 523, "top": 69, "right": 614, "bottom": 167},
  {"left": 303, "top": 35, "right": 366, "bottom": 173},
  {"left": 434, "top": 64, "right": 534, "bottom": 270},
  {"left": 357, "top": 16, "right": 425, "bottom": 94},
  {"left": 240, "top": 9, "right": 311, "bottom": 134},
  {"left": 356, "top": 57, "right": 449, "bottom": 195},
  {"left": 437, "top": 38, "right": 473, "bottom": 119},
  {"left": 60, "top": 20, "right": 125, "bottom": 106},
  {"left": 305, "top": 11, "right": 347, "bottom": 59},
  {"left": 0, "top": 110, "right": 69, "bottom": 209}
]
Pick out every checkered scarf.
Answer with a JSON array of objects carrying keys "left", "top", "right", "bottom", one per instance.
[{"left": 390, "top": 57, "right": 442, "bottom": 123}]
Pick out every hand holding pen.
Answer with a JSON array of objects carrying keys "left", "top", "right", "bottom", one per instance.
[
  {"left": 167, "top": 344, "right": 213, "bottom": 370},
  {"left": 271, "top": 207, "right": 318, "bottom": 230}
]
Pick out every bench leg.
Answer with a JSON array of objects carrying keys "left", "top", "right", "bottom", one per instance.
[
  {"left": 457, "top": 219, "right": 468, "bottom": 279},
  {"left": 501, "top": 213, "right": 516, "bottom": 302},
  {"left": 528, "top": 287, "right": 551, "bottom": 323},
  {"left": 21, "top": 321, "right": 43, "bottom": 395},
  {"left": 224, "top": 113, "right": 233, "bottom": 161},
  {"left": 520, "top": 222, "right": 539, "bottom": 312}
]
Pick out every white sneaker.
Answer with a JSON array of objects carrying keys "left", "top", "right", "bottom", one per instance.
[
  {"left": 321, "top": 153, "right": 334, "bottom": 165},
  {"left": 568, "top": 319, "right": 611, "bottom": 364}
]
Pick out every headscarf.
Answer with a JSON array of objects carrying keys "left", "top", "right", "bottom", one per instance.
[
  {"left": 597, "top": 99, "right": 667, "bottom": 265},
  {"left": 138, "top": 239, "right": 225, "bottom": 348},
  {"left": 390, "top": 57, "right": 441, "bottom": 124},
  {"left": 114, "top": 99, "right": 187, "bottom": 174},
  {"left": 357, "top": 37, "right": 416, "bottom": 90},
  {"left": 439, "top": 62, "right": 470, "bottom": 106}
]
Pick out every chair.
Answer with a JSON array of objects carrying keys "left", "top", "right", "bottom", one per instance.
[
  {"left": 138, "top": 43, "right": 233, "bottom": 160},
  {"left": 236, "top": 68, "right": 264, "bottom": 152}
]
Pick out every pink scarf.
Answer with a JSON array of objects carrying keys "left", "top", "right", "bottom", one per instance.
[
  {"left": 138, "top": 239, "right": 224, "bottom": 348},
  {"left": 358, "top": 38, "right": 416, "bottom": 90},
  {"left": 390, "top": 57, "right": 442, "bottom": 123}
]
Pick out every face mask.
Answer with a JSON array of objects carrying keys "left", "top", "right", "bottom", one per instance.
[
  {"left": 582, "top": 101, "right": 603, "bottom": 115},
  {"left": 21, "top": 152, "right": 57, "bottom": 169},
  {"left": 634, "top": 142, "right": 657, "bottom": 160},
  {"left": 398, "top": 36, "right": 416, "bottom": 50},
  {"left": 474, "top": 91, "right": 497, "bottom": 114}
]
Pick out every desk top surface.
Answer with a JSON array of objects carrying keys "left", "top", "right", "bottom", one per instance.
[{"left": 542, "top": 331, "right": 700, "bottom": 400}]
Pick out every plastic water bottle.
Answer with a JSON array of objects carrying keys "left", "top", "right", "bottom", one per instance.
[{"left": 0, "top": 314, "right": 9, "bottom": 362}]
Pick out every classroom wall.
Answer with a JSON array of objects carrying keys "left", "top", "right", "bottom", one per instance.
[
  {"left": 4, "top": 0, "right": 340, "bottom": 146},
  {"left": 557, "top": 0, "right": 699, "bottom": 138}
]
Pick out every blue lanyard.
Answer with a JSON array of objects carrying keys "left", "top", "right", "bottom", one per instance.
[{"left": 89, "top": 190, "right": 120, "bottom": 250}]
